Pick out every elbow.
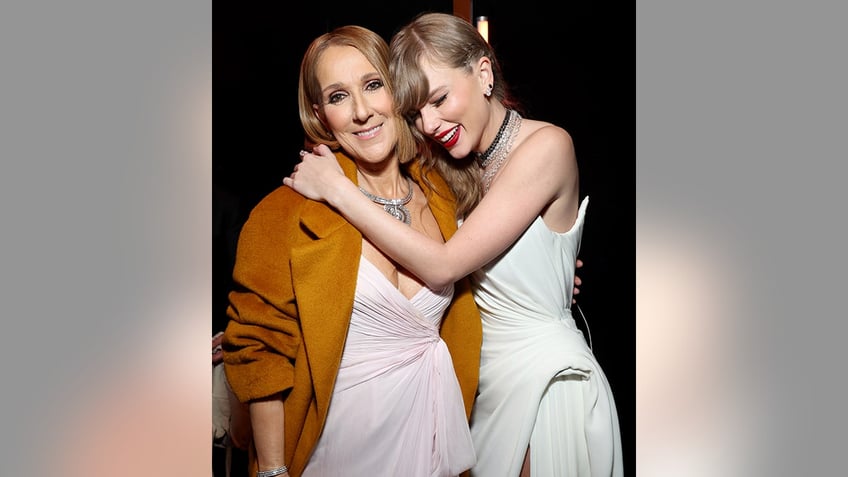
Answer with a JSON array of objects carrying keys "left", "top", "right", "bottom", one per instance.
[
  {"left": 426, "top": 278, "right": 453, "bottom": 290},
  {"left": 423, "top": 269, "right": 463, "bottom": 291}
]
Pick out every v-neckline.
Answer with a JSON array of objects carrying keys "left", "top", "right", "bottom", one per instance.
[{"left": 359, "top": 254, "right": 429, "bottom": 303}]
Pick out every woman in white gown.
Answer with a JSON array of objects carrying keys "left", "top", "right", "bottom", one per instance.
[
  {"left": 285, "top": 13, "right": 622, "bottom": 477},
  {"left": 468, "top": 197, "right": 620, "bottom": 476}
]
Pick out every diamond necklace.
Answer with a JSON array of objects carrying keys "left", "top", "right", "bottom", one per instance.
[
  {"left": 475, "top": 109, "right": 514, "bottom": 168},
  {"left": 478, "top": 109, "right": 522, "bottom": 192},
  {"left": 358, "top": 177, "right": 413, "bottom": 225}
]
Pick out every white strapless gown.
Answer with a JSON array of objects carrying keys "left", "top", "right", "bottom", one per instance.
[{"left": 469, "top": 197, "right": 622, "bottom": 476}]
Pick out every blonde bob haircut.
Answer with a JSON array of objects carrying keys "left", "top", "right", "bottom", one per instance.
[{"left": 298, "top": 25, "right": 417, "bottom": 164}]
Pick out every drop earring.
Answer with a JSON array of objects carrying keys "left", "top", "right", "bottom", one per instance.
[{"left": 484, "top": 84, "right": 493, "bottom": 97}]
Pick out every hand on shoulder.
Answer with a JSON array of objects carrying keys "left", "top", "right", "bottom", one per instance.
[{"left": 283, "top": 144, "right": 347, "bottom": 202}]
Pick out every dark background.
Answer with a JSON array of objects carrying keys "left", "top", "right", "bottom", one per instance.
[{"left": 213, "top": 0, "right": 634, "bottom": 472}]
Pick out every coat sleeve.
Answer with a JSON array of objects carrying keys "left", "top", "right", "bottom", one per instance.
[{"left": 222, "top": 189, "right": 303, "bottom": 403}]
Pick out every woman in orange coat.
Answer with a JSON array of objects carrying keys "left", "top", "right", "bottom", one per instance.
[{"left": 222, "top": 25, "right": 482, "bottom": 477}]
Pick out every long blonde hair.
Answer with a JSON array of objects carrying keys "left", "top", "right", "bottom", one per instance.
[{"left": 390, "top": 12, "right": 519, "bottom": 217}]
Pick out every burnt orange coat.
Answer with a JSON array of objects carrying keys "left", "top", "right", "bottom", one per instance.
[{"left": 222, "top": 151, "right": 482, "bottom": 477}]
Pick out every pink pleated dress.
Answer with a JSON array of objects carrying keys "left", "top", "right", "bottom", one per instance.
[{"left": 302, "top": 256, "right": 476, "bottom": 477}]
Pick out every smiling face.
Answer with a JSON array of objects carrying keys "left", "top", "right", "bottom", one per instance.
[
  {"left": 413, "top": 56, "right": 491, "bottom": 160},
  {"left": 312, "top": 45, "right": 398, "bottom": 165}
]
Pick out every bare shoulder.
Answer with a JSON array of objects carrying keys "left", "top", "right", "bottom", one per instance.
[
  {"left": 515, "top": 119, "right": 576, "bottom": 170},
  {"left": 521, "top": 119, "right": 573, "bottom": 151},
  {"left": 515, "top": 120, "right": 579, "bottom": 227}
]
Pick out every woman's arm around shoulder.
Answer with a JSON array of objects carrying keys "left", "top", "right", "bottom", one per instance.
[
  {"left": 282, "top": 133, "right": 577, "bottom": 289},
  {"left": 437, "top": 121, "right": 578, "bottom": 269}
]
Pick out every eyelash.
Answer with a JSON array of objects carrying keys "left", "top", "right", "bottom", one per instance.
[
  {"left": 327, "top": 79, "right": 384, "bottom": 105},
  {"left": 432, "top": 94, "right": 447, "bottom": 107}
]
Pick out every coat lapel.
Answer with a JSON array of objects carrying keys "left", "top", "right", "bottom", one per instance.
[
  {"left": 409, "top": 161, "right": 460, "bottom": 239},
  {"left": 290, "top": 152, "right": 362, "bottom": 419}
]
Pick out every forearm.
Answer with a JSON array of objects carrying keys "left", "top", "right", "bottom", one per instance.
[
  {"left": 249, "top": 394, "right": 287, "bottom": 470},
  {"left": 285, "top": 146, "right": 517, "bottom": 286}
]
